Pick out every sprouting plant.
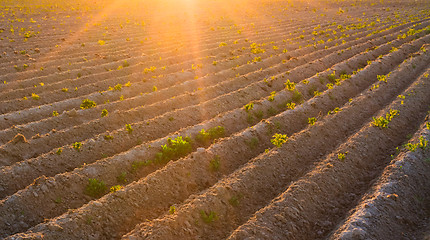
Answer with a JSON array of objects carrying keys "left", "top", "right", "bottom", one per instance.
[
  {"left": 427, "top": 122, "right": 430, "bottom": 130},
  {"left": 419, "top": 136, "right": 428, "bottom": 149},
  {"left": 268, "top": 91, "right": 276, "bottom": 102},
  {"left": 209, "top": 155, "right": 221, "bottom": 171},
  {"left": 110, "top": 185, "right": 123, "bottom": 193},
  {"left": 219, "top": 42, "right": 227, "bottom": 47},
  {"left": 131, "top": 160, "right": 151, "bottom": 171},
  {"left": 271, "top": 133, "right": 288, "bottom": 148},
  {"left": 377, "top": 74, "right": 387, "bottom": 82},
  {"left": 98, "top": 40, "right": 106, "bottom": 45},
  {"left": 212, "top": 61, "right": 217, "bottom": 66},
  {"left": 101, "top": 109, "right": 108, "bottom": 117},
  {"left": 104, "top": 135, "right": 113, "bottom": 140},
  {"left": 85, "top": 178, "right": 107, "bottom": 197},
  {"left": 169, "top": 206, "right": 176, "bottom": 215},
  {"left": 114, "top": 83, "right": 122, "bottom": 91},
  {"left": 245, "top": 137, "right": 259, "bottom": 149},
  {"left": 154, "top": 136, "right": 193, "bottom": 163},
  {"left": 56, "top": 148, "right": 62, "bottom": 155},
  {"left": 308, "top": 117, "right": 317, "bottom": 125},
  {"left": 327, "top": 83, "right": 334, "bottom": 89},
  {"left": 52, "top": 111, "right": 59, "bottom": 117},
  {"left": 122, "top": 60, "right": 130, "bottom": 67},
  {"left": 80, "top": 99, "right": 96, "bottom": 109},
  {"left": 286, "top": 102, "right": 295, "bottom": 110},
  {"left": 54, "top": 197, "right": 62, "bottom": 204},
  {"left": 125, "top": 124, "right": 133, "bottom": 134},
  {"left": 229, "top": 195, "right": 240, "bottom": 207},
  {"left": 338, "top": 152, "right": 346, "bottom": 161},
  {"left": 31, "top": 93, "right": 40, "bottom": 100},
  {"left": 404, "top": 142, "right": 418, "bottom": 152},
  {"left": 254, "top": 110, "right": 264, "bottom": 121},
  {"left": 284, "top": 79, "right": 295, "bottom": 91},
  {"left": 328, "top": 107, "right": 342, "bottom": 115},
  {"left": 244, "top": 102, "right": 254, "bottom": 112},
  {"left": 72, "top": 142, "right": 82, "bottom": 151},
  {"left": 372, "top": 109, "right": 398, "bottom": 129},
  {"left": 116, "top": 172, "right": 127, "bottom": 183},
  {"left": 152, "top": 86, "right": 157, "bottom": 92},
  {"left": 200, "top": 210, "right": 218, "bottom": 223},
  {"left": 195, "top": 126, "right": 225, "bottom": 145},
  {"left": 291, "top": 90, "right": 303, "bottom": 103},
  {"left": 327, "top": 72, "right": 336, "bottom": 83}
]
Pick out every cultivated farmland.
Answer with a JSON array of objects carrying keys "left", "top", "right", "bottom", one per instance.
[{"left": 1, "top": 0, "right": 430, "bottom": 239}]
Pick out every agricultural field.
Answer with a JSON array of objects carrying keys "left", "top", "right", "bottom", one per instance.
[{"left": 1, "top": 0, "right": 430, "bottom": 239}]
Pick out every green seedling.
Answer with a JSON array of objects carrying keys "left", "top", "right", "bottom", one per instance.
[
  {"left": 308, "top": 117, "right": 317, "bottom": 125},
  {"left": 126, "top": 124, "right": 133, "bottom": 134},
  {"left": 110, "top": 185, "right": 123, "bottom": 193},
  {"left": 85, "top": 178, "right": 107, "bottom": 197},
  {"left": 271, "top": 133, "right": 288, "bottom": 148},
  {"left": 72, "top": 142, "right": 82, "bottom": 151},
  {"left": 80, "top": 99, "right": 96, "bottom": 109},
  {"left": 372, "top": 109, "right": 398, "bottom": 129},
  {"left": 284, "top": 79, "right": 295, "bottom": 91},
  {"left": 209, "top": 155, "right": 221, "bottom": 172},
  {"left": 101, "top": 109, "right": 108, "bottom": 117},
  {"left": 200, "top": 210, "right": 218, "bottom": 223}
]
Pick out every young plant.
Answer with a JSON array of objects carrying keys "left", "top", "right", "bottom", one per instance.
[
  {"left": 195, "top": 126, "right": 225, "bottom": 145},
  {"left": 245, "top": 137, "right": 259, "bottom": 149},
  {"left": 229, "top": 195, "right": 241, "bottom": 207},
  {"left": 268, "top": 91, "right": 276, "bottom": 102},
  {"left": 101, "top": 109, "right": 108, "bottom": 117},
  {"left": 372, "top": 109, "right": 398, "bottom": 129},
  {"left": 72, "top": 142, "right": 82, "bottom": 151},
  {"left": 110, "top": 185, "right": 123, "bottom": 193},
  {"left": 271, "top": 133, "right": 288, "bottom": 148},
  {"left": 286, "top": 102, "right": 296, "bottom": 110},
  {"left": 419, "top": 136, "right": 428, "bottom": 149},
  {"left": 284, "top": 79, "right": 296, "bottom": 91},
  {"left": 125, "top": 124, "right": 133, "bottom": 134},
  {"left": 113, "top": 83, "right": 122, "bottom": 91},
  {"left": 209, "top": 155, "right": 221, "bottom": 172},
  {"left": 85, "top": 178, "right": 107, "bottom": 197},
  {"left": 169, "top": 206, "right": 176, "bottom": 215},
  {"left": 291, "top": 90, "right": 303, "bottom": 103},
  {"left": 52, "top": 111, "right": 59, "bottom": 117},
  {"left": 308, "top": 117, "right": 317, "bottom": 125},
  {"left": 80, "top": 99, "right": 96, "bottom": 109},
  {"left": 56, "top": 148, "right": 62, "bottom": 155},
  {"left": 200, "top": 210, "right": 218, "bottom": 223},
  {"left": 244, "top": 102, "right": 254, "bottom": 112},
  {"left": 116, "top": 172, "right": 127, "bottom": 183},
  {"left": 338, "top": 152, "right": 346, "bottom": 161},
  {"left": 31, "top": 93, "right": 40, "bottom": 100},
  {"left": 154, "top": 136, "right": 193, "bottom": 163}
]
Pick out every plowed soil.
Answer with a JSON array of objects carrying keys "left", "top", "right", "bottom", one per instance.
[{"left": 1, "top": 0, "right": 430, "bottom": 239}]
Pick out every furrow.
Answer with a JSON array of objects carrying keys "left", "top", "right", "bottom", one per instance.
[
  {"left": 3, "top": 33, "right": 429, "bottom": 240},
  {"left": 328, "top": 120, "right": 430, "bottom": 240},
  {"left": 226, "top": 60, "right": 430, "bottom": 240}
]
